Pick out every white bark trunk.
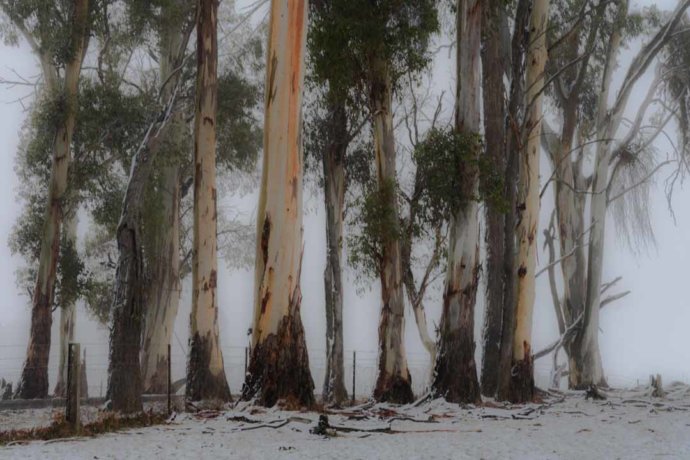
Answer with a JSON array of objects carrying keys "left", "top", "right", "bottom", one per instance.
[
  {"left": 187, "top": 0, "right": 230, "bottom": 402},
  {"left": 244, "top": 0, "right": 314, "bottom": 408}
]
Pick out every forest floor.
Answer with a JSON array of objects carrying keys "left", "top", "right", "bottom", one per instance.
[{"left": 2, "top": 384, "right": 690, "bottom": 459}]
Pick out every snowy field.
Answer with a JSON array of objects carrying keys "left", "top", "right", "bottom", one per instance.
[{"left": 2, "top": 385, "right": 690, "bottom": 459}]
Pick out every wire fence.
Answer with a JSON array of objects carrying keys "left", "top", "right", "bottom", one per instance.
[{"left": 0, "top": 341, "right": 672, "bottom": 409}]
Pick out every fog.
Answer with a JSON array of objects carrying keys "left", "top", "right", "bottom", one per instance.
[{"left": 0, "top": 0, "right": 688, "bottom": 397}]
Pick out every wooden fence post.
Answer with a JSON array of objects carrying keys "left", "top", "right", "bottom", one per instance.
[
  {"left": 66, "top": 342, "right": 81, "bottom": 429},
  {"left": 351, "top": 350, "right": 356, "bottom": 406},
  {"left": 167, "top": 343, "right": 172, "bottom": 414}
]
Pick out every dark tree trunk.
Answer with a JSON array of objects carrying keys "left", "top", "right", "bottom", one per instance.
[
  {"left": 479, "top": 0, "right": 508, "bottom": 398},
  {"left": 322, "top": 96, "right": 348, "bottom": 406},
  {"left": 496, "top": 0, "right": 530, "bottom": 402}
]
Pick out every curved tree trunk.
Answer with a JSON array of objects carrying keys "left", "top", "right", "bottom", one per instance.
[
  {"left": 510, "top": 0, "right": 549, "bottom": 403},
  {"left": 243, "top": 0, "right": 314, "bottom": 408},
  {"left": 369, "top": 57, "right": 413, "bottom": 405},
  {"left": 107, "top": 20, "right": 190, "bottom": 414},
  {"left": 432, "top": 0, "right": 481, "bottom": 405},
  {"left": 322, "top": 96, "right": 348, "bottom": 406},
  {"left": 16, "top": 0, "right": 90, "bottom": 400},
  {"left": 479, "top": 0, "right": 508, "bottom": 398},
  {"left": 54, "top": 214, "right": 79, "bottom": 397},
  {"left": 186, "top": 0, "right": 231, "bottom": 403},
  {"left": 141, "top": 10, "right": 185, "bottom": 394}
]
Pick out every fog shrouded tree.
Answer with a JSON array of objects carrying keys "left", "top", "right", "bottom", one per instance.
[
  {"left": 314, "top": 0, "right": 438, "bottom": 404},
  {"left": 243, "top": 0, "right": 314, "bottom": 408},
  {"left": 186, "top": 0, "right": 231, "bottom": 402},
  {"left": 509, "top": 0, "right": 550, "bottom": 403},
  {"left": 140, "top": 0, "right": 191, "bottom": 395},
  {"left": 537, "top": 0, "right": 690, "bottom": 389},
  {"left": 430, "top": 0, "right": 481, "bottom": 404},
  {"left": 478, "top": 0, "right": 530, "bottom": 399},
  {"left": 0, "top": 0, "right": 91, "bottom": 399},
  {"left": 107, "top": 9, "right": 194, "bottom": 414}
]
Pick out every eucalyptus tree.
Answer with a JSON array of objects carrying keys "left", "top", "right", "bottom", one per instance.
[
  {"left": 479, "top": 0, "right": 531, "bottom": 400},
  {"left": 427, "top": 0, "right": 482, "bottom": 404},
  {"left": 186, "top": 0, "right": 232, "bottom": 403},
  {"left": 538, "top": 0, "right": 690, "bottom": 389},
  {"left": 312, "top": 0, "right": 438, "bottom": 404},
  {"left": 0, "top": 0, "right": 91, "bottom": 399},
  {"left": 243, "top": 0, "right": 314, "bottom": 408}
]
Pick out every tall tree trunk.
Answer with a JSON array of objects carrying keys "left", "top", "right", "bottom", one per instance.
[
  {"left": 16, "top": 0, "right": 90, "bottom": 400},
  {"left": 432, "top": 0, "right": 481, "bottom": 405},
  {"left": 479, "top": 0, "right": 508, "bottom": 398},
  {"left": 495, "top": 0, "right": 529, "bottom": 402},
  {"left": 368, "top": 57, "right": 413, "bottom": 405},
  {"left": 243, "top": 0, "right": 314, "bottom": 408},
  {"left": 140, "top": 10, "right": 185, "bottom": 395},
  {"left": 107, "top": 21, "right": 190, "bottom": 415},
  {"left": 510, "top": 0, "right": 550, "bottom": 403},
  {"left": 186, "top": 0, "right": 231, "bottom": 402},
  {"left": 54, "top": 214, "right": 79, "bottom": 397},
  {"left": 141, "top": 166, "right": 181, "bottom": 394},
  {"left": 321, "top": 96, "right": 348, "bottom": 406}
]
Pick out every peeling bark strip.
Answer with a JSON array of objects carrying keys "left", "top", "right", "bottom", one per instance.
[
  {"left": 510, "top": 0, "right": 550, "bottom": 403},
  {"left": 432, "top": 0, "right": 481, "bottom": 405},
  {"left": 17, "top": 0, "right": 90, "bottom": 400},
  {"left": 322, "top": 97, "right": 348, "bottom": 405},
  {"left": 369, "top": 56, "right": 413, "bottom": 405},
  {"left": 187, "top": 0, "right": 231, "bottom": 403},
  {"left": 245, "top": 0, "right": 314, "bottom": 408},
  {"left": 141, "top": 3, "right": 186, "bottom": 394}
]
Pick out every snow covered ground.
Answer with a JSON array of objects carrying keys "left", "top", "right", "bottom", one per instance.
[{"left": 2, "top": 384, "right": 690, "bottom": 459}]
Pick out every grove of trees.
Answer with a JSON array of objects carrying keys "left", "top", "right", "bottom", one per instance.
[{"left": 2, "top": 0, "right": 689, "bottom": 412}]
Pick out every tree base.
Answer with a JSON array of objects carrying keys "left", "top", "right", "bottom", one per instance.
[
  {"left": 432, "top": 331, "right": 481, "bottom": 404},
  {"left": 242, "top": 313, "right": 315, "bottom": 408},
  {"left": 186, "top": 333, "right": 232, "bottom": 402},
  {"left": 509, "top": 356, "right": 535, "bottom": 403},
  {"left": 143, "top": 355, "right": 169, "bottom": 395},
  {"left": 373, "top": 372, "right": 414, "bottom": 404}
]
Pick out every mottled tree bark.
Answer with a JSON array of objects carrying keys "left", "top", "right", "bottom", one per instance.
[
  {"left": 141, "top": 6, "right": 185, "bottom": 394},
  {"left": 107, "top": 18, "right": 191, "bottom": 415},
  {"left": 432, "top": 0, "right": 481, "bottom": 405},
  {"left": 243, "top": 0, "right": 314, "bottom": 408},
  {"left": 17, "top": 0, "right": 90, "bottom": 399},
  {"left": 321, "top": 96, "right": 348, "bottom": 406},
  {"left": 186, "top": 0, "right": 231, "bottom": 403},
  {"left": 479, "top": 0, "right": 508, "bottom": 398},
  {"left": 510, "top": 0, "right": 550, "bottom": 403},
  {"left": 369, "top": 57, "right": 413, "bottom": 405}
]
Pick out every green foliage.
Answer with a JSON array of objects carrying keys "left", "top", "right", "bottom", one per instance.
[
  {"left": 309, "top": 0, "right": 440, "bottom": 97},
  {"left": 413, "top": 128, "right": 480, "bottom": 224},
  {"left": 348, "top": 178, "right": 401, "bottom": 278}
]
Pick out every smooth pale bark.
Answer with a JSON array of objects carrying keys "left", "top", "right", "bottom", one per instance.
[
  {"left": 479, "top": 0, "right": 507, "bottom": 397},
  {"left": 243, "top": 0, "right": 314, "bottom": 408},
  {"left": 187, "top": 0, "right": 231, "bottom": 402},
  {"left": 369, "top": 57, "right": 413, "bottom": 405},
  {"left": 431, "top": 0, "right": 481, "bottom": 404},
  {"left": 16, "top": 0, "right": 90, "bottom": 399},
  {"left": 141, "top": 166, "right": 181, "bottom": 394},
  {"left": 321, "top": 97, "right": 348, "bottom": 406},
  {"left": 511, "top": 0, "right": 550, "bottom": 403},
  {"left": 107, "top": 21, "right": 190, "bottom": 416},
  {"left": 141, "top": 10, "right": 185, "bottom": 395},
  {"left": 54, "top": 214, "right": 78, "bottom": 397}
]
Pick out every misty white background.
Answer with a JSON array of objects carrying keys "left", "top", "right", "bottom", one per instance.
[{"left": 0, "top": 0, "right": 688, "bottom": 396}]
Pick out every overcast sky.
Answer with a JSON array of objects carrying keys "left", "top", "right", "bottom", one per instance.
[{"left": 0, "top": 0, "right": 688, "bottom": 396}]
